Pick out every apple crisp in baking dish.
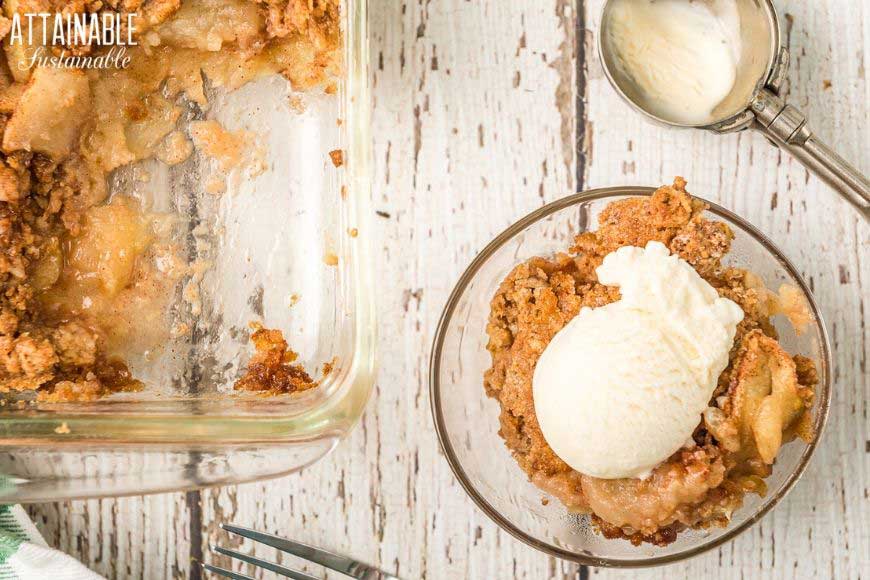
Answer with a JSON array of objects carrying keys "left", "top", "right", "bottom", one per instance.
[{"left": 0, "top": 0, "right": 341, "bottom": 401}]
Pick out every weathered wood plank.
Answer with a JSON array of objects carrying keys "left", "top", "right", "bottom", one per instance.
[
  {"left": 28, "top": 494, "right": 192, "bottom": 578},
  {"left": 26, "top": 0, "right": 868, "bottom": 578}
]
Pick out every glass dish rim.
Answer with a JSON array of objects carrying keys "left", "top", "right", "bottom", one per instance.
[{"left": 428, "top": 186, "right": 833, "bottom": 568}]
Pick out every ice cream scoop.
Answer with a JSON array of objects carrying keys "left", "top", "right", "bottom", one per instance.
[
  {"left": 598, "top": 0, "right": 869, "bottom": 217},
  {"left": 532, "top": 241, "right": 744, "bottom": 479},
  {"left": 603, "top": 0, "right": 741, "bottom": 125}
]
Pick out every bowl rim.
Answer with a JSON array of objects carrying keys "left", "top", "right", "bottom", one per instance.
[{"left": 428, "top": 186, "right": 832, "bottom": 568}]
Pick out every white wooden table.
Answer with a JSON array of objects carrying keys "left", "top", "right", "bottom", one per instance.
[{"left": 27, "top": 0, "right": 868, "bottom": 578}]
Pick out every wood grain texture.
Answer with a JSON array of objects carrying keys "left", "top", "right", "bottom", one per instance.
[{"left": 27, "top": 0, "right": 868, "bottom": 578}]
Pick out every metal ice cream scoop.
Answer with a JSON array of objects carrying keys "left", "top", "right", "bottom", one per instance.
[{"left": 599, "top": 0, "right": 869, "bottom": 218}]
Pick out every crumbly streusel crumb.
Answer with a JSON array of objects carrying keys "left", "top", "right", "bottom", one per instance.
[{"left": 234, "top": 325, "right": 317, "bottom": 394}]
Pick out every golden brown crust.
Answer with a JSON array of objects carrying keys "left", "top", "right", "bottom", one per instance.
[
  {"left": 258, "top": 0, "right": 340, "bottom": 49},
  {"left": 484, "top": 178, "right": 817, "bottom": 544}
]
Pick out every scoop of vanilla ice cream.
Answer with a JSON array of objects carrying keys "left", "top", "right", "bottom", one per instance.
[
  {"left": 532, "top": 241, "right": 744, "bottom": 479},
  {"left": 604, "top": 0, "right": 742, "bottom": 125}
]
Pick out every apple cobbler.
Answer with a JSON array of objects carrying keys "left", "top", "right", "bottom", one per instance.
[
  {"left": 0, "top": 0, "right": 339, "bottom": 401},
  {"left": 484, "top": 178, "right": 817, "bottom": 545}
]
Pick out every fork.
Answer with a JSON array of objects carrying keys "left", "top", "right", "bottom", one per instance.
[{"left": 203, "top": 523, "right": 400, "bottom": 580}]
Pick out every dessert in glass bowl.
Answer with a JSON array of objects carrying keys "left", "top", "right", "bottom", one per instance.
[{"left": 483, "top": 178, "right": 818, "bottom": 546}]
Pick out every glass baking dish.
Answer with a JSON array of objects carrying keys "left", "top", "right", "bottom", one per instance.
[{"left": 0, "top": 0, "right": 373, "bottom": 502}]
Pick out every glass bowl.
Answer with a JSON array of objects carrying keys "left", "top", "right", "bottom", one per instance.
[{"left": 429, "top": 187, "right": 832, "bottom": 567}]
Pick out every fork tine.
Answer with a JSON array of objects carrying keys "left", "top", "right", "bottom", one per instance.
[
  {"left": 202, "top": 563, "right": 255, "bottom": 580},
  {"left": 211, "top": 544, "right": 321, "bottom": 580},
  {"left": 221, "top": 523, "right": 377, "bottom": 579}
]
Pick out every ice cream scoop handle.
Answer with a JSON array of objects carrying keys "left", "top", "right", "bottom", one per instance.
[
  {"left": 751, "top": 88, "right": 869, "bottom": 220},
  {"left": 792, "top": 135, "right": 870, "bottom": 217}
]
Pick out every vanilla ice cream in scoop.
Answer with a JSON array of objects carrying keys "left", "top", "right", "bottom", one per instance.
[{"left": 532, "top": 241, "right": 744, "bottom": 479}]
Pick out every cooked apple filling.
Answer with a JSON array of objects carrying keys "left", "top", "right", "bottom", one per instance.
[{"left": 0, "top": 0, "right": 339, "bottom": 401}]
